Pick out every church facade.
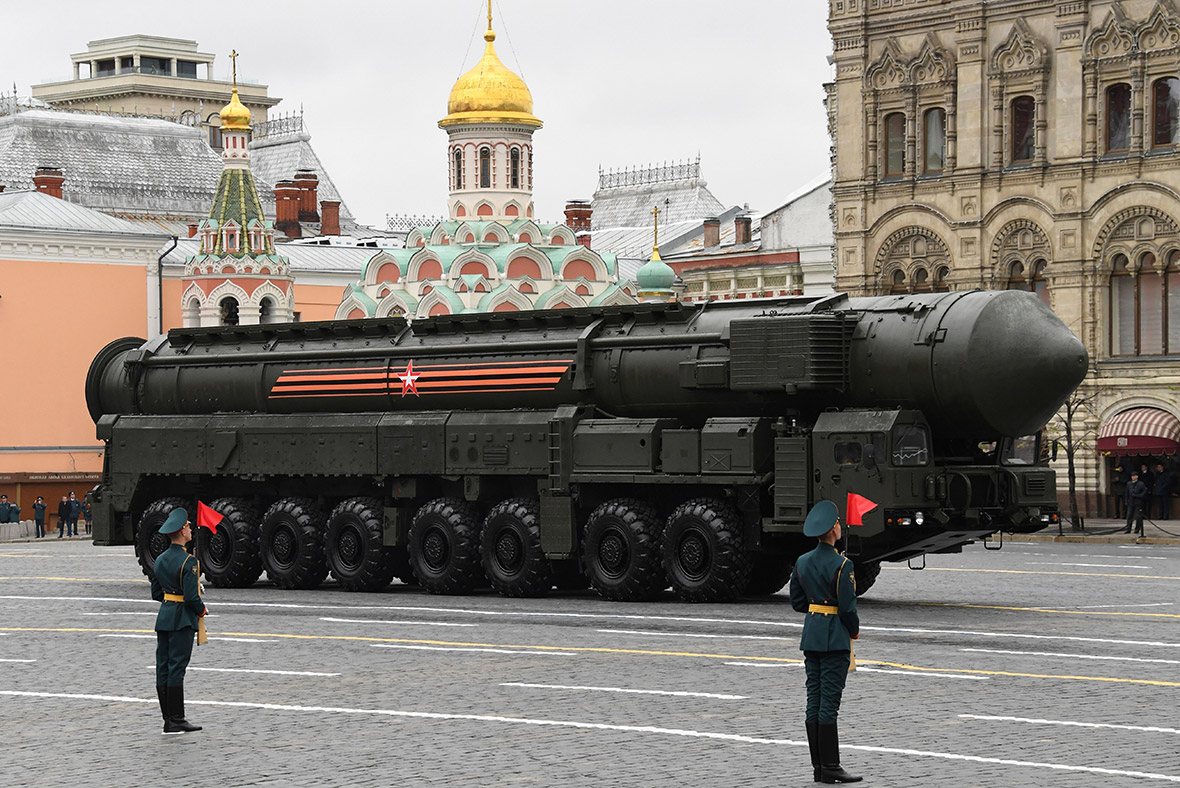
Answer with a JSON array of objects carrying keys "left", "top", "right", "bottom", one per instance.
[
  {"left": 828, "top": 0, "right": 1180, "bottom": 516},
  {"left": 336, "top": 10, "right": 635, "bottom": 319}
]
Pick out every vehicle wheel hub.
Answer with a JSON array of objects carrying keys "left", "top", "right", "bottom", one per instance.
[
  {"left": 338, "top": 528, "right": 362, "bottom": 568},
  {"left": 272, "top": 525, "right": 297, "bottom": 565},
  {"left": 422, "top": 528, "right": 448, "bottom": 570},
  {"left": 598, "top": 530, "right": 628, "bottom": 577},
  {"left": 495, "top": 530, "right": 523, "bottom": 572},
  {"left": 678, "top": 532, "right": 709, "bottom": 580}
]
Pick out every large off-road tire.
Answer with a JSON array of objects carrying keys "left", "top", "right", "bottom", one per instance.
[
  {"left": 196, "top": 497, "right": 263, "bottom": 588},
  {"left": 260, "top": 498, "right": 328, "bottom": 589},
  {"left": 325, "top": 497, "right": 395, "bottom": 592},
  {"left": 744, "top": 553, "right": 794, "bottom": 596},
  {"left": 408, "top": 498, "right": 483, "bottom": 595},
  {"left": 480, "top": 498, "right": 552, "bottom": 598},
  {"left": 661, "top": 498, "right": 753, "bottom": 602},
  {"left": 854, "top": 560, "right": 882, "bottom": 597},
  {"left": 135, "top": 497, "right": 188, "bottom": 578},
  {"left": 583, "top": 498, "right": 665, "bottom": 602}
]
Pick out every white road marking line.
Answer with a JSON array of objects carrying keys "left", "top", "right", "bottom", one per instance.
[
  {"left": 83, "top": 612, "right": 158, "bottom": 616},
  {"left": 501, "top": 682, "right": 746, "bottom": 699},
  {"left": 864, "top": 625, "right": 1180, "bottom": 649},
  {"left": 1027, "top": 562, "right": 1150, "bottom": 569},
  {"left": 0, "top": 658, "right": 36, "bottom": 663},
  {"left": 1069, "top": 554, "right": 1169, "bottom": 561},
  {"left": 3, "top": 690, "right": 1177, "bottom": 783},
  {"left": 371, "top": 644, "right": 574, "bottom": 656},
  {"left": 960, "top": 647, "right": 1180, "bottom": 665},
  {"left": 597, "top": 628, "right": 793, "bottom": 641},
  {"left": 1071, "top": 608, "right": 1170, "bottom": 613},
  {"left": 960, "top": 714, "right": 1180, "bottom": 735},
  {"left": 853, "top": 667, "right": 988, "bottom": 680},
  {"left": 97, "top": 634, "right": 155, "bottom": 639},
  {"left": 0, "top": 596, "right": 802, "bottom": 629},
  {"left": 144, "top": 666, "right": 340, "bottom": 677},
  {"left": 320, "top": 617, "right": 476, "bottom": 628}
]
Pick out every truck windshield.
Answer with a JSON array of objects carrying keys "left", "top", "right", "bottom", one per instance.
[
  {"left": 891, "top": 424, "right": 929, "bottom": 466},
  {"left": 1002, "top": 434, "right": 1039, "bottom": 465}
]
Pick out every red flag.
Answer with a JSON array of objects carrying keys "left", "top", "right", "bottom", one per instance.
[
  {"left": 846, "top": 493, "right": 878, "bottom": 526},
  {"left": 196, "top": 501, "right": 223, "bottom": 534}
]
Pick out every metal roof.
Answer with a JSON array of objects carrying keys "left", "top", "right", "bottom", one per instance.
[
  {"left": 0, "top": 189, "right": 167, "bottom": 236},
  {"left": 250, "top": 131, "right": 353, "bottom": 220},
  {"left": 163, "top": 238, "right": 375, "bottom": 274}
]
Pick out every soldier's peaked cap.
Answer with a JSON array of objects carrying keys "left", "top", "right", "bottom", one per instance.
[
  {"left": 159, "top": 508, "right": 188, "bottom": 535},
  {"left": 803, "top": 500, "right": 840, "bottom": 537}
]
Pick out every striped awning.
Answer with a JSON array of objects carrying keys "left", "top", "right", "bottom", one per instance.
[{"left": 1096, "top": 408, "right": 1180, "bottom": 455}]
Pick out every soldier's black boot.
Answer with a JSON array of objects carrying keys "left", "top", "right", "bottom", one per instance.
[
  {"left": 156, "top": 684, "right": 169, "bottom": 732},
  {"left": 806, "top": 720, "right": 822, "bottom": 782},
  {"left": 818, "top": 723, "right": 861, "bottom": 783},
  {"left": 164, "top": 684, "right": 202, "bottom": 733}
]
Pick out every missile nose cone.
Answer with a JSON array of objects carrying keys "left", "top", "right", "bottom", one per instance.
[{"left": 962, "top": 292, "right": 1088, "bottom": 436}]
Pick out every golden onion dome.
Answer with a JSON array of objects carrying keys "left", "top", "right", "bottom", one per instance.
[
  {"left": 440, "top": 28, "right": 542, "bottom": 129},
  {"left": 220, "top": 87, "right": 252, "bottom": 132}
]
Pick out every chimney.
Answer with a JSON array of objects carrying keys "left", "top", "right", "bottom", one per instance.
[
  {"left": 703, "top": 217, "right": 720, "bottom": 248},
  {"left": 0, "top": 185, "right": 6, "bottom": 193},
  {"left": 274, "top": 180, "right": 303, "bottom": 239},
  {"left": 564, "top": 199, "right": 592, "bottom": 232},
  {"left": 576, "top": 233, "right": 591, "bottom": 250},
  {"left": 187, "top": 222, "right": 199, "bottom": 239},
  {"left": 33, "top": 167, "right": 65, "bottom": 199},
  {"left": 294, "top": 169, "right": 320, "bottom": 223},
  {"left": 734, "top": 215, "right": 752, "bottom": 245},
  {"left": 320, "top": 200, "right": 341, "bottom": 236}
]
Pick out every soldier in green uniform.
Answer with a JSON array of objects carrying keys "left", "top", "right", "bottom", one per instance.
[
  {"left": 150, "top": 508, "right": 206, "bottom": 734},
  {"left": 789, "top": 500, "right": 862, "bottom": 784}
]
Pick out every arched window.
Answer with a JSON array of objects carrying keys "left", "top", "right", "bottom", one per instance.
[
  {"left": 510, "top": 149, "right": 520, "bottom": 189},
  {"left": 453, "top": 149, "right": 463, "bottom": 190},
  {"left": 259, "top": 297, "right": 275, "bottom": 324},
  {"left": 479, "top": 147, "right": 491, "bottom": 188},
  {"left": 923, "top": 108, "right": 945, "bottom": 174},
  {"left": 1153, "top": 77, "right": 1180, "bottom": 148},
  {"left": 1011, "top": 95, "right": 1035, "bottom": 162},
  {"left": 912, "top": 267, "right": 929, "bottom": 292},
  {"left": 1006, "top": 259, "right": 1051, "bottom": 307},
  {"left": 183, "top": 297, "right": 201, "bottom": 328},
  {"left": 1107, "top": 83, "right": 1132, "bottom": 152},
  {"left": 219, "top": 297, "right": 240, "bottom": 326},
  {"left": 933, "top": 266, "right": 951, "bottom": 292},
  {"left": 889, "top": 269, "right": 907, "bottom": 294},
  {"left": 223, "top": 226, "right": 240, "bottom": 253},
  {"left": 1110, "top": 252, "right": 1173, "bottom": 356},
  {"left": 884, "top": 112, "right": 905, "bottom": 177}
]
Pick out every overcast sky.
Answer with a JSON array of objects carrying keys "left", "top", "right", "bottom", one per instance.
[{"left": 8, "top": 1, "right": 834, "bottom": 229}]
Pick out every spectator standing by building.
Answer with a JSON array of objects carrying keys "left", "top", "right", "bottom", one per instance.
[
  {"left": 1154, "top": 464, "right": 1171, "bottom": 520},
  {"left": 32, "top": 496, "right": 47, "bottom": 538},
  {"left": 1139, "top": 463, "right": 1154, "bottom": 518},
  {"left": 56, "top": 496, "right": 70, "bottom": 538},
  {"left": 0, "top": 494, "right": 11, "bottom": 524},
  {"left": 67, "top": 491, "right": 81, "bottom": 537},
  {"left": 82, "top": 499, "right": 93, "bottom": 534},
  {"left": 1111, "top": 465, "right": 1127, "bottom": 518},
  {"left": 1124, "top": 472, "right": 1148, "bottom": 536}
]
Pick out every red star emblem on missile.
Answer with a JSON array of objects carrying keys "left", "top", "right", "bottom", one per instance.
[{"left": 396, "top": 360, "right": 422, "bottom": 397}]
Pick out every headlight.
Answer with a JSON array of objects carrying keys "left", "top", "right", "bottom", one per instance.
[{"left": 915, "top": 511, "right": 925, "bottom": 526}]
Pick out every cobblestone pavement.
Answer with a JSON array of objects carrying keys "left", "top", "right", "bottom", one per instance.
[{"left": 1, "top": 539, "right": 1178, "bottom": 787}]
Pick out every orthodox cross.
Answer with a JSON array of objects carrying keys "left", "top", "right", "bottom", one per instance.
[
  {"left": 651, "top": 204, "right": 661, "bottom": 251},
  {"left": 230, "top": 50, "right": 239, "bottom": 88},
  {"left": 488, "top": 0, "right": 493, "bottom": 31}
]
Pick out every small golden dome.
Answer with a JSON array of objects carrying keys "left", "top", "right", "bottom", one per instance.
[
  {"left": 440, "top": 28, "right": 541, "bottom": 129},
  {"left": 220, "top": 87, "right": 252, "bottom": 132}
]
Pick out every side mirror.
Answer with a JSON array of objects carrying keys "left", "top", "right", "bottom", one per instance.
[
  {"left": 863, "top": 443, "right": 877, "bottom": 471},
  {"left": 1052, "top": 440, "right": 1060, "bottom": 462}
]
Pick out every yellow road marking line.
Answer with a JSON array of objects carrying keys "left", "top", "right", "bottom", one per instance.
[
  {"left": 7, "top": 626, "right": 1180, "bottom": 687},
  {"left": 885, "top": 567, "right": 1180, "bottom": 581},
  {"left": 916, "top": 602, "right": 1180, "bottom": 620}
]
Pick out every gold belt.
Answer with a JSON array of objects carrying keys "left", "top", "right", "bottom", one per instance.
[
  {"left": 809, "top": 604, "right": 839, "bottom": 615},
  {"left": 163, "top": 593, "right": 185, "bottom": 603}
]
